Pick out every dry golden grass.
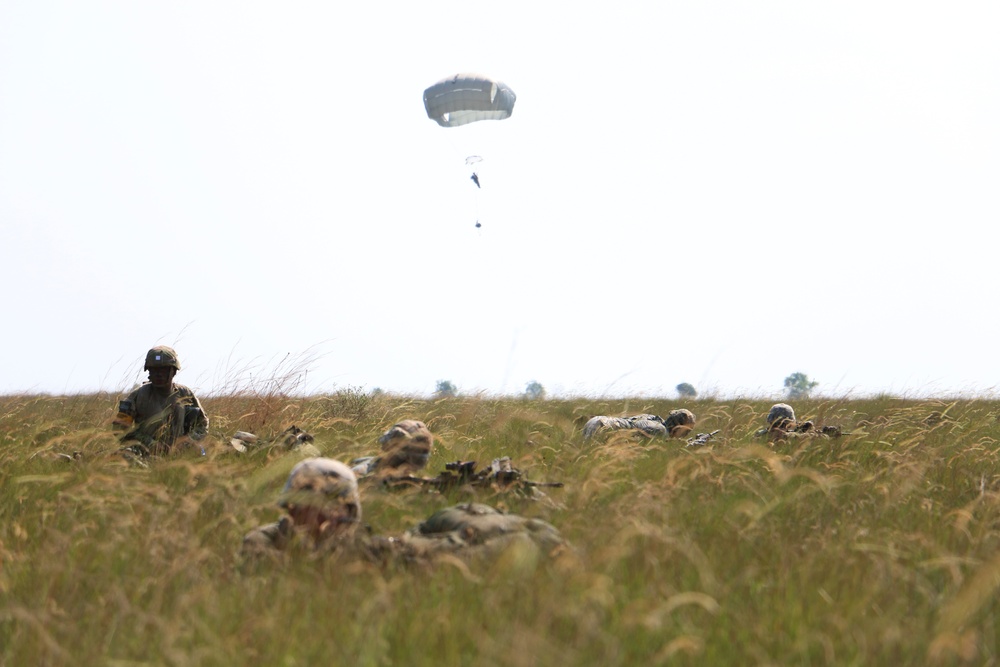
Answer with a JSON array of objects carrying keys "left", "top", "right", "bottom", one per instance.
[{"left": 2, "top": 392, "right": 1000, "bottom": 665}]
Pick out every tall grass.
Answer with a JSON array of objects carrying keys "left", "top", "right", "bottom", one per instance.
[{"left": 2, "top": 392, "right": 1000, "bottom": 665}]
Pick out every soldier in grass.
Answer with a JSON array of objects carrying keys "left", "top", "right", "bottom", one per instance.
[
  {"left": 756, "top": 403, "right": 843, "bottom": 439},
  {"left": 582, "top": 409, "right": 696, "bottom": 440},
  {"left": 112, "top": 345, "right": 209, "bottom": 455},
  {"left": 241, "top": 457, "right": 568, "bottom": 565},
  {"left": 350, "top": 419, "right": 435, "bottom": 477}
]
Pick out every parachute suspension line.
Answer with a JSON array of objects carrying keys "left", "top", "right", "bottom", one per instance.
[
  {"left": 435, "top": 133, "right": 479, "bottom": 227},
  {"left": 441, "top": 132, "right": 468, "bottom": 167},
  {"left": 473, "top": 176, "right": 481, "bottom": 229},
  {"left": 467, "top": 156, "right": 483, "bottom": 229},
  {"left": 445, "top": 141, "right": 482, "bottom": 227},
  {"left": 466, "top": 155, "right": 483, "bottom": 189}
]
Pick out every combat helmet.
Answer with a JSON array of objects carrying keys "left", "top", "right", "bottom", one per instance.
[
  {"left": 766, "top": 403, "right": 796, "bottom": 426},
  {"left": 279, "top": 458, "right": 362, "bottom": 533},
  {"left": 144, "top": 346, "right": 181, "bottom": 371},
  {"left": 766, "top": 403, "right": 797, "bottom": 431}
]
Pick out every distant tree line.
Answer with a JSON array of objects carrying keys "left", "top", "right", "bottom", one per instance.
[{"left": 429, "top": 373, "right": 819, "bottom": 399}]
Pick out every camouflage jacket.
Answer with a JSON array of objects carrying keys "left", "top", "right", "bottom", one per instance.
[
  {"left": 240, "top": 503, "right": 567, "bottom": 565},
  {"left": 114, "top": 382, "right": 208, "bottom": 452}
]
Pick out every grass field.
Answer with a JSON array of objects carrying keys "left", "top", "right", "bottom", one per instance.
[{"left": 2, "top": 390, "right": 999, "bottom": 665}]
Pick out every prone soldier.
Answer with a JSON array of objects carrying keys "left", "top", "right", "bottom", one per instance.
[
  {"left": 756, "top": 403, "right": 844, "bottom": 440},
  {"left": 241, "top": 457, "right": 569, "bottom": 565},
  {"left": 352, "top": 419, "right": 435, "bottom": 477},
  {"left": 582, "top": 409, "right": 696, "bottom": 440}
]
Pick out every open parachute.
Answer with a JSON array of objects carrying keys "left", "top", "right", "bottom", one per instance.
[{"left": 423, "top": 73, "right": 516, "bottom": 128}]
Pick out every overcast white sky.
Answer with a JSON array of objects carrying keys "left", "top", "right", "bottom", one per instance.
[{"left": 1, "top": 1, "right": 997, "bottom": 399}]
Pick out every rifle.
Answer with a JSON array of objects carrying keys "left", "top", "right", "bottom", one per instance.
[
  {"left": 380, "top": 457, "right": 564, "bottom": 493},
  {"left": 686, "top": 430, "right": 721, "bottom": 447}
]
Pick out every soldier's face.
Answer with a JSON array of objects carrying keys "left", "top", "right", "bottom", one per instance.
[
  {"left": 148, "top": 366, "right": 176, "bottom": 388},
  {"left": 287, "top": 501, "right": 359, "bottom": 540}
]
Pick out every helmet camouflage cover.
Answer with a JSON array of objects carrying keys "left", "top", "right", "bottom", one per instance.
[
  {"left": 278, "top": 458, "right": 362, "bottom": 522},
  {"left": 144, "top": 346, "right": 181, "bottom": 371}
]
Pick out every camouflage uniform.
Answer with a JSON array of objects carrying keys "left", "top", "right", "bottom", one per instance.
[
  {"left": 241, "top": 516, "right": 295, "bottom": 554},
  {"left": 393, "top": 502, "right": 567, "bottom": 562},
  {"left": 229, "top": 425, "right": 320, "bottom": 457},
  {"left": 756, "top": 403, "right": 843, "bottom": 439},
  {"left": 113, "top": 346, "right": 208, "bottom": 454},
  {"left": 583, "top": 409, "right": 696, "bottom": 440},
  {"left": 241, "top": 458, "right": 568, "bottom": 565},
  {"left": 765, "top": 403, "right": 796, "bottom": 430},
  {"left": 352, "top": 419, "right": 434, "bottom": 477},
  {"left": 242, "top": 458, "right": 363, "bottom": 558}
]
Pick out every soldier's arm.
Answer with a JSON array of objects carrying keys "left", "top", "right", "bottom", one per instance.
[
  {"left": 183, "top": 391, "right": 209, "bottom": 439},
  {"left": 112, "top": 390, "right": 140, "bottom": 430},
  {"left": 194, "top": 393, "right": 209, "bottom": 435},
  {"left": 169, "top": 386, "right": 208, "bottom": 436},
  {"left": 185, "top": 393, "right": 208, "bottom": 440}
]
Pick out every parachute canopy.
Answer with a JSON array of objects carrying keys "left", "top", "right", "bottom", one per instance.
[{"left": 423, "top": 73, "right": 516, "bottom": 128}]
